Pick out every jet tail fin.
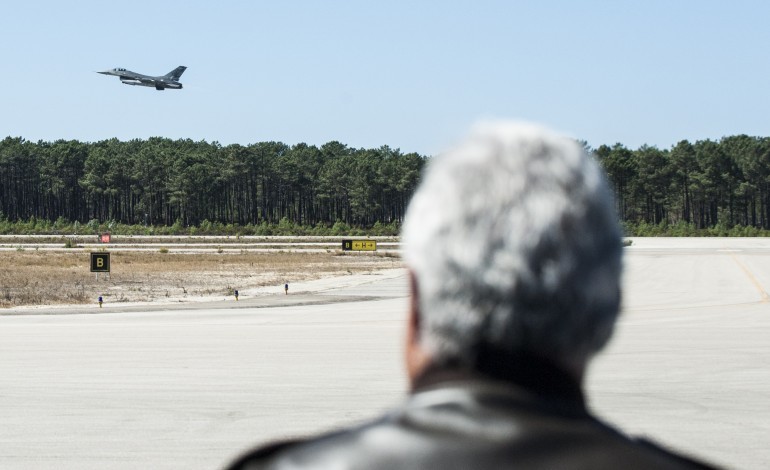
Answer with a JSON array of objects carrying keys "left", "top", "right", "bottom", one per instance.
[{"left": 164, "top": 66, "right": 187, "bottom": 81}]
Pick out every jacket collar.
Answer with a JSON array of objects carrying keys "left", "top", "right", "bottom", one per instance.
[{"left": 412, "top": 347, "right": 586, "bottom": 412}]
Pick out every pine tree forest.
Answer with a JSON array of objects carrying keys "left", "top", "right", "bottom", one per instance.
[{"left": 3, "top": 135, "right": 770, "bottom": 235}]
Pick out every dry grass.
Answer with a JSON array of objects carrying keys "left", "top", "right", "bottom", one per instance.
[{"left": 0, "top": 251, "right": 402, "bottom": 308}]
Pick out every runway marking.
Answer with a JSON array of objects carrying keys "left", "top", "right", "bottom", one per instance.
[{"left": 730, "top": 254, "right": 770, "bottom": 303}]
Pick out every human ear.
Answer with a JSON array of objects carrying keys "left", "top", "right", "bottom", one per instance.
[{"left": 405, "top": 270, "right": 431, "bottom": 387}]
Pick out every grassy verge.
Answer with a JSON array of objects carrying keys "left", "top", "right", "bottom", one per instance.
[
  {"left": 623, "top": 221, "right": 770, "bottom": 237},
  {"left": 0, "top": 250, "right": 402, "bottom": 309},
  {"left": 0, "top": 217, "right": 401, "bottom": 237}
]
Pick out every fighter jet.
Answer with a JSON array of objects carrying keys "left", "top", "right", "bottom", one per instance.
[{"left": 98, "top": 66, "right": 187, "bottom": 90}]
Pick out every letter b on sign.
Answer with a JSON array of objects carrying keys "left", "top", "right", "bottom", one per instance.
[{"left": 90, "top": 253, "right": 111, "bottom": 273}]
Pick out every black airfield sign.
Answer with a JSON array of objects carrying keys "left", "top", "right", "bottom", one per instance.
[{"left": 90, "top": 252, "right": 111, "bottom": 273}]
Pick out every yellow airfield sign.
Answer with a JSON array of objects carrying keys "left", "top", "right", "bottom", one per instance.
[{"left": 341, "top": 239, "right": 377, "bottom": 251}]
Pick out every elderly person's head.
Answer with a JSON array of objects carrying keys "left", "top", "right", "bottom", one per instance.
[{"left": 401, "top": 121, "right": 622, "bottom": 382}]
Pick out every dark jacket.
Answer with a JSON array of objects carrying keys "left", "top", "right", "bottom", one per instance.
[{"left": 227, "top": 354, "right": 720, "bottom": 470}]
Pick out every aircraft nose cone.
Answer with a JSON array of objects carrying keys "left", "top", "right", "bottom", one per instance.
[{"left": 97, "top": 70, "right": 111, "bottom": 75}]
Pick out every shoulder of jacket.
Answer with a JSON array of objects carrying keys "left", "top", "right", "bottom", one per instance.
[
  {"left": 224, "top": 438, "right": 305, "bottom": 470},
  {"left": 223, "top": 420, "right": 387, "bottom": 470},
  {"left": 634, "top": 437, "right": 724, "bottom": 470}
]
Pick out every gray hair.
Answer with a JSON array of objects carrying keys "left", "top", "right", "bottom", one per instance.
[{"left": 401, "top": 121, "right": 622, "bottom": 369}]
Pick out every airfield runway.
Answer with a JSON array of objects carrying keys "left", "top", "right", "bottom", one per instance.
[{"left": 1, "top": 238, "right": 769, "bottom": 469}]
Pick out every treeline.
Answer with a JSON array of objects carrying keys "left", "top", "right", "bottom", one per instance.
[
  {"left": 595, "top": 135, "right": 770, "bottom": 233},
  {"left": 5, "top": 134, "right": 770, "bottom": 236},
  {"left": 0, "top": 137, "right": 425, "bottom": 229}
]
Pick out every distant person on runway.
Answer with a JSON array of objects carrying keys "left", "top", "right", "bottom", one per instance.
[{"left": 226, "top": 121, "right": 721, "bottom": 470}]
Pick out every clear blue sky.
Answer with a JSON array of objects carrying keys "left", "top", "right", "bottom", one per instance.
[{"left": 3, "top": 0, "right": 770, "bottom": 156}]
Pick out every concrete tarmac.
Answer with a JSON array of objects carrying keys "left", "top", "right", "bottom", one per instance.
[
  {"left": 1, "top": 238, "right": 768, "bottom": 469},
  {"left": 588, "top": 238, "right": 770, "bottom": 469}
]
